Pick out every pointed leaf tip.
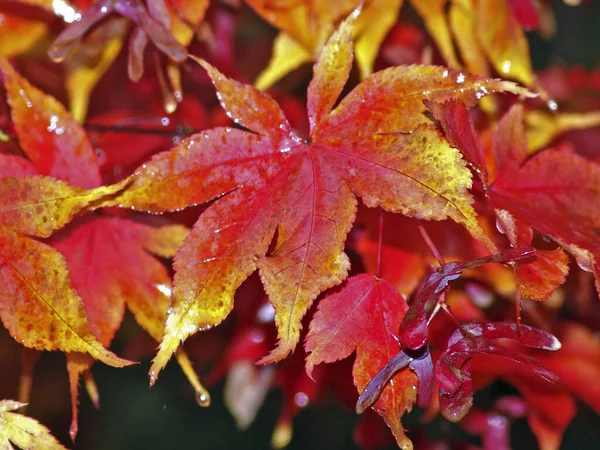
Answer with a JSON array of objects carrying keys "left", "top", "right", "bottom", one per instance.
[
  {"left": 149, "top": 332, "right": 181, "bottom": 385},
  {"left": 307, "top": 4, "right": 359, "bottom": 132},
  {"left": 190, "top": 55, "right": 292, "bottom": 138}
]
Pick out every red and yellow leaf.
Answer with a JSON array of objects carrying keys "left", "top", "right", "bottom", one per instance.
[
  {"left": 424, "top": 99, "right": 486, "bottom": 179},
  {"left": 305, "top": 275, "right": 417, "bottom": 449},
  {"left": 0, "top": 230, "right": 133, "bottom": 367},
  {"left": 51, "top": 216, "right": 204, "bottom": 436},
  {"left": 169, "top": 0, "right": 210, "bottom": 46},
  {"left": 495, "top": 209, "right": 569, "bottom": 301},
  {"left": 1, "top": 59, "right": 101, "bottom": 188},
  {"left": 0, "top": 176, "right": 129, "bottom": 238}
]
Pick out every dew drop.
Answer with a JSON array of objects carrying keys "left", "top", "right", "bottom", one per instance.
[
  {"left": 294, "top": 392, "right": 309, "bottom": 408},
  {"left": 19, "top": 89, "right": 32, "bottom": 108},
  {"left": 196, "top": 392, "right": 211, "bottom": 406}
]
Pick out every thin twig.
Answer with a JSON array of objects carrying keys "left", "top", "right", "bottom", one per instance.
[
  {"left": 418, "top": 222, "right": 445, "bottom": 266},
  {"left": 376, "top": 208, "right": 384, "bottom": 279}
]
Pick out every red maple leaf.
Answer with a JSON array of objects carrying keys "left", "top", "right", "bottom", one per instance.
[
  {"left": 428, "top": 101, "right": 572, "bottom": 301},
  {"left": 305, "top": 274, "right": 416, "bottom": 448}
]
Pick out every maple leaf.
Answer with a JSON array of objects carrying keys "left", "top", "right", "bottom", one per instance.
[
  {"left": 0, "top": 58, "right": 129, "bottom": 237},
  {"left": 351, "top": 248, "right": 534, "bottom": 431},
  {"left": 0, "top": 400, "right": 68, "bottom": 450},
  {"left": 113, "top": 11, "right": 531, "bottom": 380},
  {"left": 429, "top": 101, "right": 571, "bottom": 301},
  {"left": 487, "top": 105, "right": 600, "bottom": 295},
  {"left": 0, "top": 67, "right": 132, "bottom": 371},
  {"left": 1, "top": 58, "right": 101, "bottom": 188},
  {"left": 305, "top": 274, "right": 417, "bottom": 449}
]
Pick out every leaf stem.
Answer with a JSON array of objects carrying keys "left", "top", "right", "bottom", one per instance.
[
  {"left": 376, "top": 208, "right": 384, "bottom": 279},
  {"left": 426, "top": 298, "right": 443, "bottom": 326},
  {"left": 418, "top": 222, "right": 445, "bottom": 266},
  {"left": 441, "top": 298, "right": 463, "bottom": 330}
]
